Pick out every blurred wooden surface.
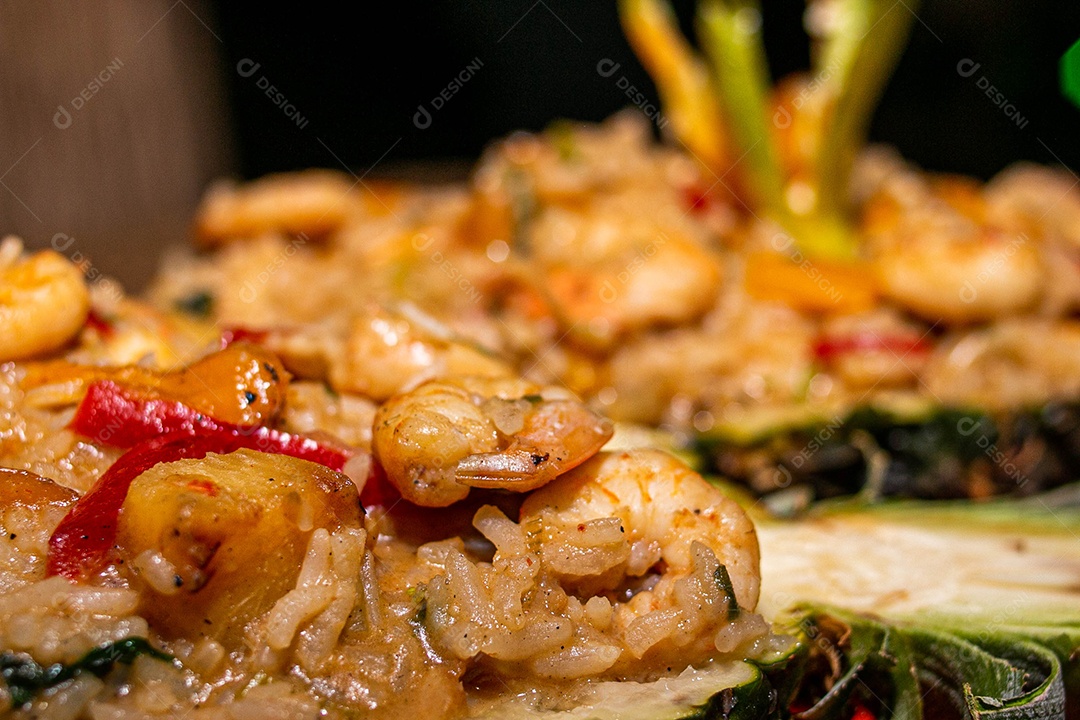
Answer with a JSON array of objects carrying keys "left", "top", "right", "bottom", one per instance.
[{"left": 0, "top": 0, "right": 233, "bottom": 290}]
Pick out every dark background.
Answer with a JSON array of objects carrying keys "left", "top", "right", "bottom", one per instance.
[
  {"left": 0, "top": 1, "right": 1077, "bottom": 291},
  {"left": 213, "top": 1, "right": 1080, "bottom": 181}
]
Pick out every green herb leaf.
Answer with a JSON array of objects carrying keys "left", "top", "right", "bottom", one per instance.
[
  {"left": 908, "top": 630, "right": 1067, "bottom": 719},
  {"left": 714, "top": 563, "right": 742, "bottom": 620},
  {"left": 1, "top": 637, "right": 172, "bottom": 710},
  {"left": 69, "top": 637, "right": 171, "bottom": 676}
]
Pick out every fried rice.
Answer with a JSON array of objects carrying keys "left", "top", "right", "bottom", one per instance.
[{"left": 3, "top": 39, "right": 1080, "bottom": 720}]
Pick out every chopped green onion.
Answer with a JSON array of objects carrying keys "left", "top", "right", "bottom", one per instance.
[
  {"left": 696, "top": 0, "right": 787, "bottom": 219},
  {"left": 813, "top": 0, "right": 919, "bottom": 220}
]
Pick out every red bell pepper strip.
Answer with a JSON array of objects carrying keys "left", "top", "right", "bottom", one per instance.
[
  {"left": 49, "top": 433, "right": 240, "bottom": 580},
  {"left": 357, "top": 460, "right": 398, "bottom": 509},
  {"left": 812, "top": 333, "right": 930, "bottom": 362},
  {"left": 51, "top": 381, "right": 365, "bottom": 580},
  {"left": 48, "top": 427, "right": 362, "bottom": 580},
  {"left": 71, "top": 380, "right": 351, "bottom": 471},
  {"left": 72, "top": 380, "right": 220, "bottom": 448},
  {"left": 84, "top": 309, "right": 115, "bottom": 338}
]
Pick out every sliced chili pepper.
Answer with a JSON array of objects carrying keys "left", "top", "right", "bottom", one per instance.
[{"left": 812, "top": 333, "right": 930, "bottom": 362}]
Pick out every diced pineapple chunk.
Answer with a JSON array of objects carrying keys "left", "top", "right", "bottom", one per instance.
[{"left": 117, "top": 449, "right": 361, "bottom": 645}]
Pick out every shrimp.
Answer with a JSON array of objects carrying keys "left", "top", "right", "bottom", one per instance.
[
  {"left": 985, "top": 164, "right": 1080, "bottom": 243},
  {"left": 521, "top": 449, "right": 764, "bottom": 670},
  {"left": 421, "top": 449, "right": 765, "bottom": 680},
  {"left": 331, "top": 305, "right": 510, "bottom": 401},
  {"left": 259, "top": 304, "right": 512, "bottom": 403},
  {"left": 0, "top": 238, "right": 90, "bottom": 362},
  {"left": 874, "top": 229, "right": 1043, "bottom": 324},
  {"left": 194, "top": 170, "right": 363, "bottom": 247},
  {"left": 521, "top": 449, "right": 759, "bottom": 612},
  {"left": 529, "top": 210, "right": 722, "bottom": 349},
  {"left": 862, "top": 170, "right": 1045, "bottom": 324},
  {"left": 373, "top": 376, "right": 613, "bottom": 506},
  {"left": 467, "top": 116, "right": 723, "bottom": 349}
]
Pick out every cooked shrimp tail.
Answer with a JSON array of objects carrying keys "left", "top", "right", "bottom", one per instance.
[
  {"left": 374, "top": 376, "right": 613, "bottom": 506},
  {"left": 456, "top": 398, "right": 613, "bottom": 489}
]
